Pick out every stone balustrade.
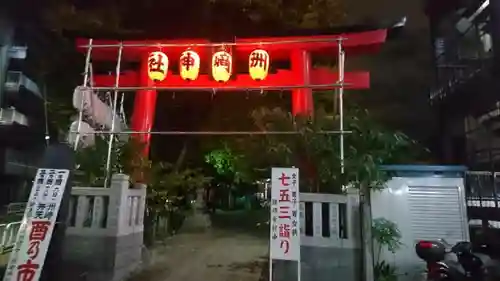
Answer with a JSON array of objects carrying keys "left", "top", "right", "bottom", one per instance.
[{"left": 63, "top": 174, "right": 146, "bottom": 281}]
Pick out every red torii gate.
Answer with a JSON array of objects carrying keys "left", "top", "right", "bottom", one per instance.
[{"left": 75, "top": 29, "right": 387, "bottom": 155}]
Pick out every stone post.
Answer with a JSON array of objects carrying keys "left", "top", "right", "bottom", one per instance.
[
  {"left": 63, "top": 174, "right": 146, "bottom": 281},
  {"left": 182, "top": 188, "right": 211, "bottom": 232}
]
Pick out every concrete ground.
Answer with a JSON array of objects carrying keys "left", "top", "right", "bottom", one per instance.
[{"left": 129, "top": 210, "right": 268, "bottom": 281}]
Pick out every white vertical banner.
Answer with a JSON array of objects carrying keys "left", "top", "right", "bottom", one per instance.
[
  {"left": 3, "top": 168, "right": 70, "bottom": 281},
  {"left": 270, "top": 167, "right": 301, "bottom": 261}
]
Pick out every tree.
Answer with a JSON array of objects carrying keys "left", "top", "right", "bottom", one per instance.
[
  {"left": 145, "top": 161, "right": 211, "bottom": 241},
  {"left": 204, "top": 145, "right": 252, "bottom": 184},
  {"left": 74, "top": 137, "right": 151, "bottom": 186},
  {"left": 74, "top": 136, "right": 212, "bottom": 239},
  {"left": 37, "top": 0, "right": 347, "bottom": 35},
  {"left": 217, "top": 103, "right": 428, "bottom": 193}
]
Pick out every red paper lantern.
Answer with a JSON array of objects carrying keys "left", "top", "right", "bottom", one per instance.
[
  {"left": 179, "top": 50, "right": 200, "bottom": 81},
  {"left": 211, "top": 50, "right": 232, "bottom": 82},
  {"left": 249, "top": 49, "right": 270, "bottom": 81},
  {"left": 147, "top": 51, "right": 169, "bottom": 81}
]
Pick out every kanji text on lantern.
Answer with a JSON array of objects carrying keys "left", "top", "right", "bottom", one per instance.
[
  {"left": 213, "top": 52, "right": 231, "bottom": 71},
  {"left": 249, "top": 50, "right": 268, "bottom": 69},
  {"left": 211, "top": 50, "right": 233, "bottom": 82},
  {"left": 149, "top": 53, "right": 166, "bottom": 72},
  {"left": 147, "top": 51, "right": 169, "bottom": 81}
]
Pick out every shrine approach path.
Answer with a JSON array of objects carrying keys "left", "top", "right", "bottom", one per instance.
[{"left": 130, "top": 210, "right": 268, "bottom": 281}]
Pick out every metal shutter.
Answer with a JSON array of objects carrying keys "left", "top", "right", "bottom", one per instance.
[{"left": 408, "top": 185, "right": 466, "bottom": 244}]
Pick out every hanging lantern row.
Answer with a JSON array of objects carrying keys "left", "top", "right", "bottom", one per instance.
[{"left": 147, "top": 49, "right": 270, "bottom": 82}]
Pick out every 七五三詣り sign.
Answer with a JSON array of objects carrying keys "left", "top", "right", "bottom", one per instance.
[{"left": 270, "top": 167, "right": 300, "bottom": 261}]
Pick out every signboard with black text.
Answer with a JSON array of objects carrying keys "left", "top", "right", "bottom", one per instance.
[{"left": 3, "top": 168, "right": 70, "bottom": 281}]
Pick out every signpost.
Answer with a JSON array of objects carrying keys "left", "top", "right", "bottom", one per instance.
[
  {"left": 2, "top": 144, "right": 75, "bottom": 281},
  {"left": 2, "top": 168, "right": 70, "bottom": 281},
  {"left": 269, "top": 167, "right": 300, "bottom": 281}
]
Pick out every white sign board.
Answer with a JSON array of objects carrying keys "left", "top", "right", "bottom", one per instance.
[
  {"left": 270, "top": 167, "right": 300, "bottom": 261},
  {"left": 3, "top": 169, "right": 70, "bottom": 281}
]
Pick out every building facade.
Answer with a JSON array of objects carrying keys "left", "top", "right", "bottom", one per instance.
[
  {"left": 0, "top": 14, "right": 48, "bottom": 207},
  {"left": 426, "top": 0, "right": 500, "bottom": 253},
  {"left": 425, "top": 0, "right": 498, "bottom": 169}
]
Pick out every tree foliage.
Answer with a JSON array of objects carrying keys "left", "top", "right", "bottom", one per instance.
[
  {"left": 74, "top": 137, "right": 150, "bottom": 186},
  {"left": 372, "top": 218, "right": 402, "bottom": 281},
  {"left": 75, "top": 137, "right": 211, "bottom": 214},
  {"left": 207, "top": 0, "right": 347, "bottom": 29},
  {"left": 204, "top": 145, "right": 251, "bottom": 184},
  {"left": 146, "top": 162, "right": 211, "bottom": 216},
  {"left": 22, "top": 0, "right": 347, "bottom": 37},
  {"left": 218, "top": 103, "right": 428, "bottom": 193}
]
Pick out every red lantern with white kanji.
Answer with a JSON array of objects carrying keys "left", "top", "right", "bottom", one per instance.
[
  {"left": 147, "top": 51, "right": 169, "bottom": 81},
  {"left": 249, "top": 49, "right": 269, "bottom": 81},
  {"left": 211, "top": 51, "right": 232, "bottom": 82},
  {"left": 179, "top": 50, "right": 200, "bottom": 81}
]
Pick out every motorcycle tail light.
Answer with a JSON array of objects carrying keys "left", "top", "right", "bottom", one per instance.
[{"left": 418, "top": 241, "right": 434, "bottom": 248}]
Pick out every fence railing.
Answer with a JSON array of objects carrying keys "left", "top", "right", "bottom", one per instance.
[
  {"left": 66, "top": 175, "right": 145, "bottom": 237},
  {"left": 0, "top": 221, "right": 22, "bottom": 254},
  {"left": 299, "top": 192, "right": 359, "bottom": 249},
  {"left": 465, "top": 171, "right": 500, "bottom": 207},
  {"left": 465, "top": 171, "right": 500, "bottom": 225},
  {"left": 0, "top": 174, "right": 146, "bottom": 254}
]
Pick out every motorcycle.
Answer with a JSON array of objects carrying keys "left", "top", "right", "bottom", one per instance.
[{"left": 415, "top": 239, "right": 500, "bottom": 281}]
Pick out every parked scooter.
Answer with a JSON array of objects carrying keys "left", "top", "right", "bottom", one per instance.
[{"left": 415, "top": 239, "right": 500, "bottom": 281}]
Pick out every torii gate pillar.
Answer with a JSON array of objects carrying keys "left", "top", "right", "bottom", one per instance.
[
  {"left": 291, "top": 49, "right": 314, "bottom": 116},
  {"left": 131, "top": 56, "right": 157, "bottom": 155}
]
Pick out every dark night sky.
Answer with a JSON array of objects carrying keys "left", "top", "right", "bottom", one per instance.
[{"left": 344, "top": 0, "right": 434, "bottom": 138}]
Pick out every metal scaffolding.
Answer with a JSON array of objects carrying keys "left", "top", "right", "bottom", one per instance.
[
  {"left": 73, "top": 38, "right": 348, "bottom": 185},
  {"left": 77, "top": 37, "right": 347, "bottom": 49}
]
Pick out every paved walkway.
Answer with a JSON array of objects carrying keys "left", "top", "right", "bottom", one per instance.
[{"left": 130, "top": 230, "right": 267, "bottom": 281}]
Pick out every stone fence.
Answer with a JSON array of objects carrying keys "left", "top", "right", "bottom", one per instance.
[{"left": 64, "top": 174, "right": 146, "bottom": 281}]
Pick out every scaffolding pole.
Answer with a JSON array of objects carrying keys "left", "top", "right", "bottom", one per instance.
[
  {"left": 78, "top": 37, "right": 347, "bottom": 49},
  {"left": 338, "top": 40, "right": 345, "bottom": 174},
  {"left": 104, "top": 42, "right": 123, "bottom": 187},
  {"left": 74, "top": 38, "right": 93, "bottom": 150},
  {"left": 70, "top": 130, "right": 352, "bottom": 136},
  {"left": 87, "top": 83, "right": 350, "bottom": 92}
]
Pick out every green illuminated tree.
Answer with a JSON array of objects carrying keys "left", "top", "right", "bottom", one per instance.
[{"left": 204, "top": 145, "right": 252, "bottom": 184}]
